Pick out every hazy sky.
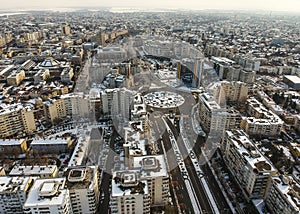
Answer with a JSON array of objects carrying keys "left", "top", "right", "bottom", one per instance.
[{"left": 1, "top": 0, "right": 300, "bottom": 12}]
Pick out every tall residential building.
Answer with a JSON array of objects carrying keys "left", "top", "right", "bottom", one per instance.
[
  {"left": 0, "top": 104, "right": 36, "bottom": 138},
  {"left": 112, "top": 88, "right": 132, "bottom": 121},
  {"left": 223, "top": 130, "right": 277, "bottom": 199},
  {"left": 0, "top": 176, "right": 34, "bottom": 214},
  {"left": 61, "top": 92, "right": 90, "bottom": 119},
  {"left": 133, "top": 155, "right": 169, "bottom": 206},
  {"left": 110, "top": 171, "right": 151, "bottom": 214},
  {"left": 23, "top": 178, "right": 73, "bottom": 214},
  {"left": 131, "top": 93, "right": 148, "bottom": 132},
  {"left": 265, "top": 175, "right": 300, "bottom": 214},
  {"left": 64, "top": 166, "right": 100, "bottom": 214},
  {"left": 241, "top": 98, "right": 284, "bottom": 137},
  {"left": 43, "top": 98, "right": 67, "bottom": 124},
  {"left": 213, "top": 81, "right": 248, "bottom": 104},
  {"left": 198, "top": 93, "right": 226, "bottom": 133}
]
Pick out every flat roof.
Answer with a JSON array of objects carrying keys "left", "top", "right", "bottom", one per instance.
[
  {"left": 144, "top": 91, "right": 185, "bottom": 109},
  {"left": 24, "top": 178, "right": 68, "bottom": 207},
  {"left": 9, "top": 165, "right": 57, "bottom": 176},
  {"left": 0, "top": 176, "right": 32, "bottom": 193},
  {"left": 133, "top": 155, "right": 168, "bottom": 178},
  {"left": 284, "top": 75, "right": 300, "bottom": 84},
  {"left": 226, "top": 130, "right": 276, "bottom": 173}
]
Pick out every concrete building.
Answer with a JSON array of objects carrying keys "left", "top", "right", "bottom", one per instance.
[
  {"left": 23, "top": 178, "right": 73, "bottom": 214},
  {"left": 223, "top": 130, "right": 277, "bottom": 199},
  {"left": 198, "top": 93, "right": 226, "bottom": 133},
  {"left": 131, "top": 93, "right": 148, "bottom": 132},
  {"left": 265, "top": 175, "right": 300, "bottom": 214},
  {"left": 43, "top": 98, "right": 67, "bottom": 124},
  {"left": 33, "top": 69, "right": 50, "bottom": 84},
  {"left": 110, "top": 171, "right": 151, "bottom": 214},
  {"left": 0, "top": 176, "right": 34, "bottom": 214},
  {"left": 64, "top": 166, "right": 100, "bottom": 214},
  {"left": 0, "top": 139, "right": 27, "bottom": 155},
  {"left": 61, "top": 92, "right": 90, "bottom": 119},
  {"left": 241, "top": 98, "right": 284, "bottom": 137},
  {"left": 7, "top": 69, "right": 25, "bottom": 86},
  {"left": 0, "top": 104, "right": 36, "bottom": 138},
  {"left": 96, "top": 46, "right": 127, "bottom": 63},
  {"left": 30, "top": 138, "right": 72, "bottom": 154},
  {"left": 9, "top": 165, "right": 58, "bottom": 178},
  {"left": 283, "top": 75, "right": 300, "bottom": 90},
  {"left": 213, "top": 81, "right": 248, "bottom": 104},
  {"left": 133, "top": 155, "right": 169, "bottom": 206}
]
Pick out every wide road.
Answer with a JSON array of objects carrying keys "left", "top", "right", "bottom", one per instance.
[{"left": 165, "top": 118, "right": 214, "bottom": 213}]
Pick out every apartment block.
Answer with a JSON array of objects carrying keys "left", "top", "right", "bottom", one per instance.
[
  {"left": 0, "top": 104, "right": 36, "bottom": 138},
  {"left": 110, "top": 171, "right": 151, "bottom": 214},
  {"left": 64, "top": 166, "right": 100, "bottom": 214},
  {"left": 265, "top": 175, "right": 300, "bottom": 214},
  {"left": 23, "top": 178, "right": 73, "bottom": 214},
  {"left": 223, "top": 130, "right": 277, "bottom": 199},
  {"left": 0, "top": 176, "right": 34, "bottom": 214},
  {"left": 133, "top": 155, "right": 169, "bottom": 206}
]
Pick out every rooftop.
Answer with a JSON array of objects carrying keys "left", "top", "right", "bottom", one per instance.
[
  {"left": 24, "top": 178, "right": 68, "bottom": 207},
  {"left": 9, "top": 165, "right": 57, "bottom": 177},
  {"left": 111, "top": 171, "right": 149, "bottom": 197},
  {"left": 0, "top": 176, "right": 33, "bottom": 193},
  {"left": 64, "top": 166, "right": 96, "bottom": 190},
  {"left": 227, "top": 130, "right": 276, "bottom": 173},
  {"left": 133, "top": 155, "right": 168, "bottom": 178}
]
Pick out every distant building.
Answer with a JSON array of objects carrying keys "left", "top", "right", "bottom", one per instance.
[
  {"left": 0, "top": 176, "right": 34, "bottom": 214},
  {"left": 223, "top": 130, "right": 277, "bottom": 199},
  {"left": 7, "top": 69, "right": 25, "bottom": 86},
  {"left": 64, "top": 166, "right": 100, "bottom": 214},
  {"left": 23, "top": 178, "right": 73, "bottom": 214},
  {"left": 265, "top": 175, "right": 300, "bottom": 214},
  {"left": 283, "top": 75, "right": 300, "bottom": 90}
]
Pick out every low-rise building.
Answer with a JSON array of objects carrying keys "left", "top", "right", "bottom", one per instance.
[{"left": 9, "top": 165, "right": 58, "bottom": 178}]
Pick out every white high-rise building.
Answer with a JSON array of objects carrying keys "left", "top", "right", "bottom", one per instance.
[
  {"left": 223, "top": 130, "right": 277, "bottom": 199},
  {"left": 133, "top": 155, "right": 169, "bottom": 206},
  {"left": 0, "top": 176, "right": 34, "bottom": 214},
  {"left": 110, "top": 171, "right": 151, "bottom": 214},
  {"left": 265, "top": 175, "right": 300, "bottom": 214},
  {"left": 64, "top": 166, "right": 100, "bottom": 214},
  {"left": 61, "top": 92, "right": 90, "bottom": 119},
  {"left": 23, "top": 178, "right": 73, "bottom": 214}
]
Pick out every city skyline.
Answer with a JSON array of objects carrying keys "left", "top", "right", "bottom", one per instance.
[{"left": 1, "top": 0, "right": 300, "bottom": 12}]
